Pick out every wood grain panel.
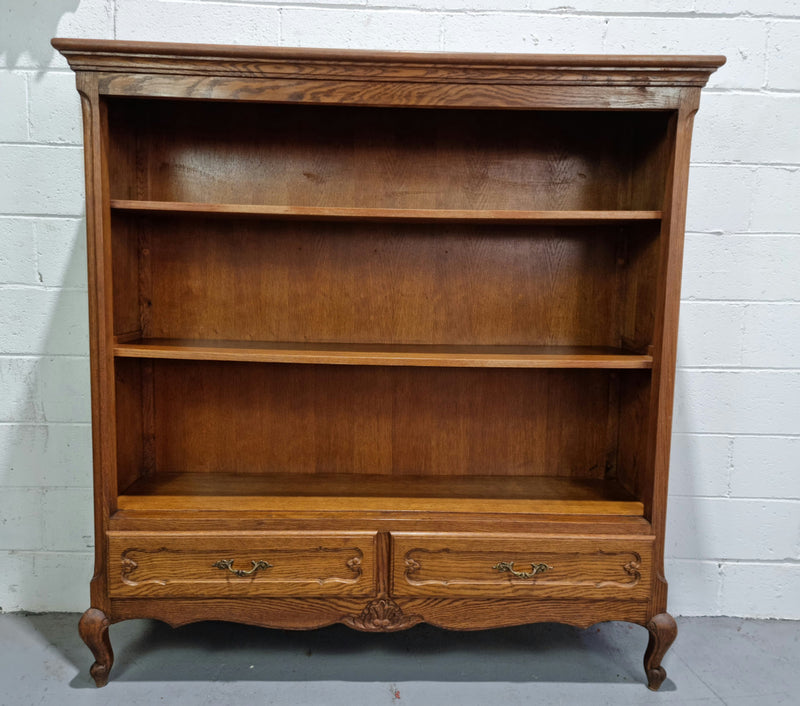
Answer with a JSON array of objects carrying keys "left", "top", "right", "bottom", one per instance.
[
  {"left": 102, "top": 76, "right": 690, "bottom": 111},
  {"left": 621, "top": 231, "right": 662, "bottom": 353},
  {"left": 132, "top": 217, "right": 646, "bottom": 347},
  {"left": 109, "top": 209, "right": 140, "bottom": 337},
  {"left": 106, "top": 100, "right": 669, "bottom": 211},
  {"left": 392, "top": 533, "right": 653, "bottom": 600},
  {"left": 107, "top": 532, "right": 375, "bottom": 598},
  {"left": 616, "top": 371, "right": 653, "bottom": 500},
  {"left": 109, "top": 596, "right": 649, "bottom": 632},
  {"left": 113, "top": 360, "right": 143, "bottom": 495},
  {"left": 145, "top": 362, "right": 619, "bottom": 478}
]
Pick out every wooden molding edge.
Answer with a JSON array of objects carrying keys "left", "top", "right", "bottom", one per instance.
[{"left": 52, "top": 39, "right": 725, "bottom": 87}]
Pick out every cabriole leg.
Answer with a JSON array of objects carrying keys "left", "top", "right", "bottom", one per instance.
[
  {"left": 78, "top": 608, "right": 114, "bottom": 687},
  {"left": 644, "top": 612, "right": 678, "bottom": 691}
]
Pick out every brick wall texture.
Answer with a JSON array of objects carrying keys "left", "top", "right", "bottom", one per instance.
[{"left": 1, "top": 1, "right": 798, "bottom": 617}]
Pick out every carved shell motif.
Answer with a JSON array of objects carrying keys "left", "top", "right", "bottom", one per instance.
[{"left": 342, "top": 598, "right": 421, "bottom": 632}]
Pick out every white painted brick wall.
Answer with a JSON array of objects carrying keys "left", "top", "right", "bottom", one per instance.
[
  {"left": 669, "top": 434, "right": 731, "bottom": 498},
  {"left": 683, "top": 234, "right": 800, "bottom": 301},
  {"left": 0, "top": 146, "right": 85, "bottom": 215},
  {"left": 28, "top": 73, "right": 83, "bottom": 145},
  {"left": 0, "top": 424, "right": 92, "bottom": 488},
  {"left": 603, "top": 16, "right": 766, "bottom": 88},
  {"left": 283, "top": 7, "right": 445, "bottom": 51},
  {"left": 0, "top": 219, "right": 38, "bottom": 285},
  {"left": 751, "top": 167, "right": 800, "bottom": 232},
  {"left": 720, "top": 563, "right": 800, "bottom": 619},
  {"left": 442, "top": 14, "right": 607, "bottom": 53},
  {"left": 1, "top": 1, "right": 798, "bottom": 618},
  {"left": 693, "top": 94, "right": 800, "bottom": 164},
  {"left": 0, "top": 488, "right": 45, "bottom": 550},
  {"left": 35, "top": 219, "right": 88, "bottom": 290},
  {"left": 666, "top": 497, "right": 799, "bottom": 560},
  {"left": 675, "top": 371, "right": 800, "bottom": 435},
  {"left": 767, "top": 21, "right": 800, "bottom": 90},
  {"left": 116, "top": 1, "right": 282, "bottom": 45},
  {"left": 731, "top": 437, "right": 800, "bottom": 499},
  {"left": 685, "top": 167, "right": 755, "bottom": 234},
  {"left": 0, "top": 73, "right": 28, "bottom": 141}
]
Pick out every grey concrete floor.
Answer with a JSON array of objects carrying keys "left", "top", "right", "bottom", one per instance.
[{"left": 0, "top": 614, "right": 797, "bottom": 705}]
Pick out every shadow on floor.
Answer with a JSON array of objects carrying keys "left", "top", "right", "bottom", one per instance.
[{"left": 24, "top": 615, "right": 651, "bottom": 689}]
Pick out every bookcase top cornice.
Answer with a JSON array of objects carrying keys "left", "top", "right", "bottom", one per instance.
[{"left": 52, "top": 38, "right": 725, "bottom": 87}]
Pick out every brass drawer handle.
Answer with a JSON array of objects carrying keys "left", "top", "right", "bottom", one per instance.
[
  {"left": 212, "top": 559, "right": 272, "bottom": 577},
  {"left": 493, "top": 561, "right": 553, "bottom": 579}
]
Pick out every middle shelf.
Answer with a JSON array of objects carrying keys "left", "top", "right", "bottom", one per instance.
[
  {"left": 110, "top": 199, "right": 663, "bottom": 224},
  {"left": 113, "top": 339, "right": 653, "bottom": 368}
]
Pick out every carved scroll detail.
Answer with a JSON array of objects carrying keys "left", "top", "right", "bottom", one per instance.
[
  {"left": 595, "top": 551, "right": 641, "bottom": 588},
  {"left": 404, "top": 557, "right": 421, "bottom": 574},
  {"left": 120, "top": 547, "right": 170, "bottom": 586}
]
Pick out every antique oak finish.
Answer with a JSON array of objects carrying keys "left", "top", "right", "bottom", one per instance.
[{"left": 52, "top": 38, "right": 723, "bottom": 689}]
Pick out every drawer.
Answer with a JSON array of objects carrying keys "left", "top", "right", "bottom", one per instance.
[
  {"left": 391, "top": 533, "right": 653, "bottom": 600},
  {"left": 108, "top": 532, "right": 375, "bottom": 598}
]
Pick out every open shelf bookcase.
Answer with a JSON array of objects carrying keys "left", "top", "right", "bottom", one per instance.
[{"left": 53, "top": 38, "right": 723, "bottom": 689}]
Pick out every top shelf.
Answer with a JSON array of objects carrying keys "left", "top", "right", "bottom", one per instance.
[
  {"left": 110, "top": 200, "right": 663, "bottom": 224},
  {"left": 113, "top": 339, "right": 653, "bottom": 369}
]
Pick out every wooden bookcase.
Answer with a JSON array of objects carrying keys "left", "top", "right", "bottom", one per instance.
[{"left": 53, "top": 39, "right": 723, "bottom": 689}]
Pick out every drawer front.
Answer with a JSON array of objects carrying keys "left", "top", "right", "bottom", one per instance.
[
  {"left": 108, "top": 532, "right": 375, "bottom": 598},
  {"left": 392, "top": 533, "right": 653, "bottom": 600}
]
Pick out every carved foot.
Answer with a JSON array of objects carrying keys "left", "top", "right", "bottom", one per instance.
[
  {"left": 78, "top": 608, "right": 114, "bottom": 687},
  {"left": 644, "top": 612, "right": 677, "bottom": 691}
]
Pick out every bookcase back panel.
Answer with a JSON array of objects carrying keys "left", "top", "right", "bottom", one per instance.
[
  {"left": 106, "top": 99, "right": 670, "bottom": 211},
  {"left": 133, "top": 361, "right": 618, "bottom": 479},
  {"left": 114, "top": 357, "right": 146, "bottom": 492},
  {"left": 616, "top": 369, "right": 654, "bottom": 504},
  {"left": 113, "top": 215, "right": 659, "bottom": 347},
  {"left": 111, "top": 214, "right": 141, "bottom": 337}
]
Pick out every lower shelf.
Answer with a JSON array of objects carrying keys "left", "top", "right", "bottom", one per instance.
[
  {"left": 113, "top": 339, "right": 653, "bottom": 369},
  {"left": 118, "top": 472, "right": 644, "bottom": 516}
]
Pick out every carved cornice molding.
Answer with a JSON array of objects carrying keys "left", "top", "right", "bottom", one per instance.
[{"left": 52, "top": 39, "right": 725, "bottom": 87}]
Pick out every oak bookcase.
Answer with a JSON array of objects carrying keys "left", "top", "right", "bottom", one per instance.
[{"left": 53, "top": 38, "right": 723, "bottom": 689}]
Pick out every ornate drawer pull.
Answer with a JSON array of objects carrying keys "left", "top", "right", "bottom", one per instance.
[
  {"left": 493, "top": 561, "right": 553, "bottom": 579},
  {"left": 212, "top": 559, "right": 272, "bottom": 577}
]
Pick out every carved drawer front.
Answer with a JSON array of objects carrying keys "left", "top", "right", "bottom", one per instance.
[
  {"left": 108, "top": 532, "right": 375, "bottom": 598},
  {"left": 392, "top": 533, "right": 653, "bottom": 600}
]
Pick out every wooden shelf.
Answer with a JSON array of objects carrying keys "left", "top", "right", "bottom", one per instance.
[
  {"left": 118, "top": 472, "right": 645, "bottom": 516},
  {"left": 110, "top": 199, "right": 663, "bottom": 224},
  {"left": 113, "top": 339, "right": 654, "bottom": 369}
]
